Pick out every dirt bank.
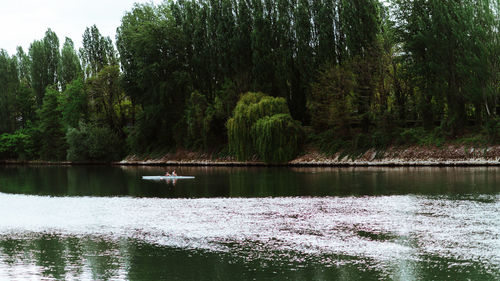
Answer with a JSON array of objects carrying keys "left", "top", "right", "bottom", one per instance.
[{"left": 118, "top": 145, "right": 500, "bottom": 166}]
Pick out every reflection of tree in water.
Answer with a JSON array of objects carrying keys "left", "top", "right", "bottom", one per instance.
[
  {"left": 1, "top": 234, "right": 367, "bottom": 280},
  {"left": 0, "top": 235, "right": 122, "bottom": 280},
  {"left": 84, "top": 237, "right": 121, "bottom": 280},
  {"left": 227, "top": 167, "right": 310, "bottom": 197},
  {"left": 3, "top": 165, "right": 500, "bottom": 198},
  {"left": 33, "top": 235, "right": 67, "bottom": 279},
  {"left": 0, "top": 234, "right": 498, "bottom": 280},
  {"left": 0, "top": 166, "right": 69, "bottom": 195}
]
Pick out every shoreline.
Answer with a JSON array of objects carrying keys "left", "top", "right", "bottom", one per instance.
[{"left": 2, "top": 144, "right": 500, "bottom": 167}]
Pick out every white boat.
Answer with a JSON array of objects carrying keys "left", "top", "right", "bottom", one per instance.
[{"left": 142, "top": 175, "right": 195, "bottom": 180}]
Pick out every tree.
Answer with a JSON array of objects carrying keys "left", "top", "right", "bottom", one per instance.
[
  {"left": 0, "top": 50, "right": 19, "bottom": 133},
  {"left": 309, "top": 64, "right": 354, "bottom": 135},
  {"left": 252, "top": 113, "right": 303, "bottom": 162},
  {"left": 80, "top": 25, "right": 116, "bottom": 78},
  {"left": 66, "top": 122, "right": 124, "bottom": 162},
  {"left": 38, "top": 86, "right": 66, "bottom": 160},
  {"left": 227, "top": 92, "right": 303, "bottom": 162},
  {"left": 15, "top": 83, "right": 35, "bottom": 128},
  {"left": 392, "top": 0, "right": 499, "bottom": 134},
  {"left": 341, "top": 0, "right": 382, "bottom": 131},
  {"left": 312, "top": 0, "right": 336, "bottom": 65},
  {"left": 185, "top": 91, "right": 212, "bottom": 149},
  {"left": 60, "top": 38, "right": 82, "bottom": 90},
  {"left": 15, "top": 46, "right": 36, "bottom": 127},
  {"left": 29, "top": 29, "right": 60, "bottom": 106},
  {"left": 44, "top": 29, "right": 60, "bottom": 87},
  {"left": 290, "top": 0, "right": 313, "bottom": 122},
  {"left": 16, "top": 46, "right": 31, "bottom": 86},
  {"left": 233, "top": 0, "right": 253, "bottom": 90},
  {"left": 60, "top": 78, "right": 87, "bottom": 128},
  {"left": 117, "top": 3, "right": 190, "bottom": 151},
  {"left": 86, "top": 65, "right": 128, "bottom": 136},
  {"left": 251, "top": 0, "right": 276, "bottom": 95}
]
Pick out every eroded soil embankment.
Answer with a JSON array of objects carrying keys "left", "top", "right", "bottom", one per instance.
[{"left": 118, "top": 145, "right": 500, "bottom": 166}]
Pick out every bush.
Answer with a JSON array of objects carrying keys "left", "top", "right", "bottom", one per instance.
[
  {"left": 67, "top": 122, "right": 124, "bottom": 162},
  {"left": 310, "top": 130, "right": 347, "bottom": 155},
  {"left": 0, "top": 130, "right": 35, "bottom": 160},
  {"left": 88, "top": 126, "right": 124, "bottom": 161},
  {"left": 398, "top": 127, "right": 425, "bottom": 145},
  {"left": 66, "top": 125, "right": 90, "bottom": 162},
  {"left": 370, "top": 130, "right": 391, "bottom": 149},
  {"left": 125, "top": 105, "right": 172, "bottom": 154},
  {"left": 396, "top": 127, "right": 445, "bottom": 147},
  {"left": 484, "top": 117, "right": 500, "bottom": 142}
]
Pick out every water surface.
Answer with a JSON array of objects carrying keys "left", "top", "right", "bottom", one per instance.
[{"left": 0, "top": 166, "right": 499, "bottom": 280}]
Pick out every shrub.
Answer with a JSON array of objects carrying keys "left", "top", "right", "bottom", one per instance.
[
  {"left": 484, "top": 117, "right": 500, "bottom": 142},
  {"left": 398, "top": 128, "right": 425, "bottom": 145},
  {"left": 66, "top": 125, "right": 90, "bottom": 162},
  {"left": 310, "top": 130, "right": 347, "bottom": 155},
  {"left": 88, "top": 125, "right": 124, "bottom": 161},
  {"left": 67, "top": 122, "right": 124, "bottom": 162},
  {"left": 0, "top": 130, "right": 34, "bottom": 160}
]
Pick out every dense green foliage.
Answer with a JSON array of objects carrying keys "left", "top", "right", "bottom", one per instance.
[
  {"left": 38, "top": 86, "right": 66, "bottom": 160},
  {"left": 252, "top": 113, "right": 303, "bottom": 163},
  {"left": 0, "top": 0, "right": 499, "bottom": 163},
  {"left": 66, "top": 122, "right": 124, "bottom": 162},
  {"left": 0, "top": 130, "right": 34, "bottom": 160},
  {"left": 227, "top": 92, "right": 303, "bottom": 162}
]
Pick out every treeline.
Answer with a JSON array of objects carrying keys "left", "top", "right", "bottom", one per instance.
[
  {"left": 0, "top": 0, "right": 499, "bottom": 163},
  {"left": 0, "top": 27, "right": 129, "bottom": 161}
]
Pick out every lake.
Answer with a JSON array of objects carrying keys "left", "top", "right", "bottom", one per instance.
[{"left": 0, "top": 165, "right": 499, "bottom": 280}]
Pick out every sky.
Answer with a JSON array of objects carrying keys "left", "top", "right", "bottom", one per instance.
[{"left": 1, "top": 0, "right": 164, "bottom": 56}]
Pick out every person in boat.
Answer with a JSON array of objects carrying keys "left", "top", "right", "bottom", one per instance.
[
  {"left": 165, "top": 171, "right": 171, "bottom": 176},
  {"left": 172, "top": 170, "right": 177, "bottom": 177}
]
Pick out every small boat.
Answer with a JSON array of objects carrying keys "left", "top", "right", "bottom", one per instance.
[{"left": 142, "top": 175, "right": 195, "bottom": 180}]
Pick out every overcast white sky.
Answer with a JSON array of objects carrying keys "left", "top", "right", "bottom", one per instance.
[{"left": 1, "top": 0, "right": 164, "bottom": 55}]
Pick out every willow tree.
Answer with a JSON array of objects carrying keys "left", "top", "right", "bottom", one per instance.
[
  {"left": 227, "top": 92, "right": 303, "bottom": 162},
  {"left": 251, "top": 113, "right": 303, "bottom": 163}
]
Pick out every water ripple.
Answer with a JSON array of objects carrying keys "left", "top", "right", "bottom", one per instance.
[{"left": 0, "top": 193, "right": 499, "bottom": 277}]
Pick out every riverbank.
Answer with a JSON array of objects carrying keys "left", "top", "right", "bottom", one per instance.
[
  {"left": 117, "top": 145, "right": 500, "bottom": 166},
  {"left": 2, "top": 144, "right": 500, "bottom": 166}
]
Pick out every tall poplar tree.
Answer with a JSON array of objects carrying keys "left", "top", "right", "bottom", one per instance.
[
  {"left": 29, "top": 29, "right": 60, "bottom": 106},
  {"left": 0, "top": 50, "right": 19, "bottom": 133},
  {"left": 60, "top": 38, "right": 82, "bottom": 90},
  {"left": 341, "top": 0, "right": 381, "bottom": 131},
  {"left": 80, "top": 25, "right": 116, "bottom": 78}
]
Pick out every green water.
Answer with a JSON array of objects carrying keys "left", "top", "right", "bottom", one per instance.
[{"left": 0, "top": 165, "right": 499, "bottom": 280}]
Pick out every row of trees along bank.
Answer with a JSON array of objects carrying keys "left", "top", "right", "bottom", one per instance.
[{"left": 0, "top": 0, "right": 499, "bottom": 163}]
